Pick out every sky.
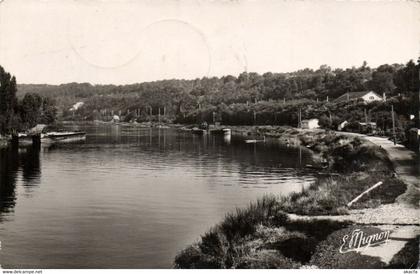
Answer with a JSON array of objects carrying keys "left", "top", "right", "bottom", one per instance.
[{"left": 0, "top": 0, "right": 419, "bottom": 85}]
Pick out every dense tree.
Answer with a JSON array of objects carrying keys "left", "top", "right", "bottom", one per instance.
[
  {"left": 0, "top": 66, "right": 18, "bottom": 134},
  {"left": 20, "top": 93, "right": 43, "bottom": 129},
  {"left": 0, "top": 66, "right": 57, "bottom": 135}
]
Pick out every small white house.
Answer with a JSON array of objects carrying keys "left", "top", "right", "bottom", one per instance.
[
  {"left": 359, "top": 122, "right": 377, "bottom": 129},
  {"left": 112, "top": 115, "right": 120, "bottom": 122},
  {"left": 338, "top": 121, "right": 348, "bottom": 131},
  {"left": 334, "top": 91, "right": 383, "bottom": 103},
  {"left": 360, "top": 91, "right": 383, "bottom": 103},
  {"left": 28, "top": 124, "right": 47, "bottom": 135},
  {"left": 301, "top": 119, "right": 320, "bottom": 129},
  {"left": 69, "top": 102, "right": 84, "bottom": 111}
]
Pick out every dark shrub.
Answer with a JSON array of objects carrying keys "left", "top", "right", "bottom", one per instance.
[
  {"left": 388, "top": 237, "right": 419, "bottom": 269},
  {"left": 266, "top": 236, "right": 318, "bottom": 263},
  {"left": 220, "top": 196, "right": 288, "bottom": 241},
  {"left": 174, "top": 244, "right": 222, "bottom": 269},
  {"left": 235, "top": 250, "right": 301, "bottom": 269}
]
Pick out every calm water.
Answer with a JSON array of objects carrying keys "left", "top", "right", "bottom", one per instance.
[{"left": 0, "top": 124, "right": 316, "bottom": 268}]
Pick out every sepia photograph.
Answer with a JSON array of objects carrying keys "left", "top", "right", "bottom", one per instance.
[{"left": 0, "top": 0, "right": 419, "bottom": 272}]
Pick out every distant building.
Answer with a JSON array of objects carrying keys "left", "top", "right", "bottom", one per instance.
[
  {"left": 28, "top": 124, "right": 47, "bottom": 135},
  {"left": 112, "top": 115, "right": 120, "bottom": 122},
  {"left": 359, "top": 122, "right": 377, "bottom": 129},
  {"left": 301, "top": 119, "right": 320, "bottom": 129},
  {"left": 69, "top": 102, "right": 84, "bottom": 111},
  {"left": 337, "top": 121, "right": 348, "bottom": 131},
  {"left": 338, "top": 121, "right": 377, "bottom": 133},
  {"left": 334, "top": 91, "right": 383, "bottom": 103}
]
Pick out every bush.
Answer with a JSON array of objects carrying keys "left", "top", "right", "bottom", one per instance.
[
  {"left": 388, "top": 237, "right": 419, "bottom": 269},
  {"left": 235, "top": 250, "right": 301, "bottom": 269},
  {"left": 220, "top": 196, "right": 288, "bottom": 241},
  {"left": 174, "top": 244, "right": 221, "bottom": 269}
]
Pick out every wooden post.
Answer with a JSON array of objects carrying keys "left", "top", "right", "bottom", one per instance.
[
  {"left": 298, "top": 108, "right": 302, "bottom": 128},
  {"left": 347, "top": 182, "right": 383, "bottom": 208},
  {"left": 32, "top": 134, "right": 41, "bottom": 147},
  {"left": 11, "top": 134, "right": 19, "bottom": 146},
  {"left": 391, "top": 105, "right": 396, "bottom": 145},
  {"left": 364, "top": 108, "right": 368, "bottom": 124}
]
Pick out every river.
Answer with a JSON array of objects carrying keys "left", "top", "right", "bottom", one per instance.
[{"left": 0, "top": 124, "right": 316, "bottom": 268}]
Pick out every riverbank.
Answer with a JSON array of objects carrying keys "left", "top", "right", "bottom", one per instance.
[{"left": 174, "top": 128, "right": 419, "bottom": 269}]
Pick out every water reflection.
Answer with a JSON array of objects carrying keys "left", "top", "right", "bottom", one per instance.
[
  {"left": 21, "top": 144, "right": 41, "bottom": 189},
  {"left": 0, "top": 143, "right": 41, "bottom": 215},
  {"left": 0, "top": 145, "right": 19, "bottom": 214}
]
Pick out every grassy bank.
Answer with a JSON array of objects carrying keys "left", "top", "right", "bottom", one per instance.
[
  {"left": 174, "top": 195, "right": 417, "bottom": 269},
  {"left": 234, "top": 127, "right": 406, "bottom": 214},
  {"left": 277, "top": 131, "right": 406, "bottom": 215},
  {"left": 174, "top": 129, "right": 414, "bottom": 268}
]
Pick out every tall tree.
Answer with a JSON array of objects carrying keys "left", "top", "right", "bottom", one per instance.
[
  {"left": 0, "top": 66, "right": 18, "bottom": 134},
  {"left": 19, "top": 93, "right": 43, "bottom": 129}
]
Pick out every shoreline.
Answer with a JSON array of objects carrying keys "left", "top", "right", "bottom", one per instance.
[{"left": 174, "top": 127, "right": 419, "bottom": 269}]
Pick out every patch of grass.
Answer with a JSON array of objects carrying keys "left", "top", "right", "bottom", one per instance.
[
  {"left": 174, "top": 244, "right": 222, "bottom": 269},
  {"left": 297, "top": 132, "right": 393, "bottom": 174},
  {"left": 284, "top": 219, "right": 352, "bottom": 241},
  {"left": 235, "top": 249, "right": 301, "bottom": 269},
  {"left": 220, "top": 196, "right": 288, "bottom": 241},
  {"left": 174, "top": 196, "right": 292, "bottom": 269},
  {"left": 174, "top": 195, "right": 354, "bottom": 269},
  {"left": 278, "top": 172, "right": 406, "bottom": 215}
]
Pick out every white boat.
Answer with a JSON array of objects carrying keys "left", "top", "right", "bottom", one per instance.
[
  {"left": 42, "top": 131, "right": 86, "bottom": 143},
  {"left": 244, "top": 136, "right": 266, "bottom": 144}
]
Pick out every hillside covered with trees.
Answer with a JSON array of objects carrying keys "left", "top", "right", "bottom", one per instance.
[{"left": 17, "top": 59, "right": 419, "bottom": 132}]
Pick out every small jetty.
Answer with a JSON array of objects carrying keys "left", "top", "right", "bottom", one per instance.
[
  {"left": 191, "top": 127, "right": 207, "bottom": 135},
  {"left": 244, "top": 136, "right": 266, "bottom": 144},
  {"left": 42, "top": 131, "right": 86, "bottom": 143},
  {"left": 15, "top": 130, "right": 86, "bottom": 146}
]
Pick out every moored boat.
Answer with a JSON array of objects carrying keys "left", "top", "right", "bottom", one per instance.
[
  {"left": 244, "top": 136, "right": 266, "bottom": 144},
  {"left": 17, "top": 133, "right": 34, "bottom": 145},
  {"left": 191, "top": 127, "right": 207, "bottom": 135},
  {"left": 42, "top": 131, "right": 86, "bottom": 143}
]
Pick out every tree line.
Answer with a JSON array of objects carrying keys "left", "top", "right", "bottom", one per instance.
[
  {"left": 17, "top": 59, "right": 418, "bottom": 121},
  {"left": 11, "top": 59, "right": 419, "bottom": 133},
  {"left": 0, "top": 66, "right": 57, "bottom": 135}
]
